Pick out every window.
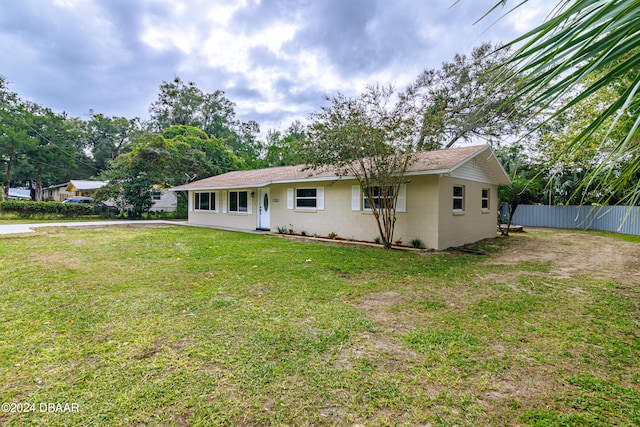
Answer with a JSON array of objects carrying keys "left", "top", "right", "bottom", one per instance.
[
  {"left": 287, "top": 187, "right": 324, "bottom": 210},
  {"left": 352, "top": 184, "right": 406, "bottom": 213},
  {"left": 481, "top": 188, "right": 490, "bottom": 210},
  {"left": 364, "top": 186, "right": 395, "bottom": 210},
  {"left": 295, "top": 188, "right": 317, "bottom": 208},
  {"left": 152, "top": 190, "right": 162, "bottom": 201},
  {"left": 229, "top": 191, "right": 248, "bottom": 213},
  {"left": 194, "top": 191, "right": 216, "bottom": 211},
  {"left": 453, "top": 185, "right": 465, "bottom": 211}
]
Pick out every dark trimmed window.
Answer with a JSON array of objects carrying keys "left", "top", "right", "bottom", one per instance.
[
  {"left": 195, "top": 192, "right": 216, "bottom": 211},
  {"left": 229, "top": 191, "right": 248, "bottom": 212},
  {"left": 481, "top": 188, "right": 490, "bottom": 210},
  {"left": 364, "top": 186, "right": 394, "bottom": 210},
  {"left": 295, "top": 188, "right": 317, "bottom": 208},
  {"left": 453, "top": 185, "right": 465, "bottom": 211}
]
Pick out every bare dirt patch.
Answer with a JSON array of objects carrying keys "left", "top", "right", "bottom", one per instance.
[
  {"left": 487, "top": 229, "right": 640, "bottom": 285},
  {"left": 32, "top": 251, "right": 69, "bottom": 268},
  {"left": 355, "top": 291, "right": 415, "bottom": 332}
]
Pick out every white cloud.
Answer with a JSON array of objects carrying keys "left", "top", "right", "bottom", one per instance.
[
  {"left": 52, "top": 0, "right": 79, "bottom": 8},
  {"left": 1, "top": 0, "right": 563, "bottom": 132},
  {"left": 503, "top": 4, "right": 550, "bottom": 33}
]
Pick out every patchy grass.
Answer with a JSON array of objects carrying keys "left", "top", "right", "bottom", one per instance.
[
  {"left": 0, "top": 226, "right": 638, "bottom": 426},
  {"left": 593, "top": 230, "right": 640, "bottom": 243}
]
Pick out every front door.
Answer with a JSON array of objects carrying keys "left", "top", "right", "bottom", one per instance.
[{"left": 258, "top": 188, "right": 270, "bottom": 230}]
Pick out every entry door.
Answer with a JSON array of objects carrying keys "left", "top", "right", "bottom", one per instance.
[{"left": 258, "top": 188, "right": 270, "bottom": 230}]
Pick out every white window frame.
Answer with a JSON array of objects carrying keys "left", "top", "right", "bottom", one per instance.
[
  {"left": 287, "top": 187, "right": 324, "bottom": 211},
  {"left": 453, "top": 185, "right": 465, "bottom": 212},
  {"left": 360, "top": 184, "right": 406, "bottom": 213},
  {"left": 363, "top": 185, "right": 394, "bottom": 210},
  {"left": 194, "top": 191, "right": 217, "bottom": 212},
  {"left": 228, "top": 190, "right": 249, "bottom": 213},
  {"left": 295, "top": 188, "right": 317, "bottom": 209},
  {"left": 152, "top": 190, "right": 162, "bottom": 201},
  {"left": 481, "top": 188, "right": 490, "bottom": 211}
]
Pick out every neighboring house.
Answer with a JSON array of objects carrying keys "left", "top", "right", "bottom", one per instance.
[
  {"left": 43, "top": 180, "right": 107, "bottom": 201},
  {"left": 42, "top": 182, "right": 73, "bottom": 201},
  {"left": 43, "top": 180, "right": 176, "bottom": 211},
  {"left": 8, "top": 188, "right": 32, "bottom": 200},
  {"left": 65, "top": 180, "right": 107, "bottom": 198},
  {"left": 150, "top": 187, "right": 178, "bottom": 212},
  {"left": 170, "top": 145, "right": 511, "bottom": 250}
]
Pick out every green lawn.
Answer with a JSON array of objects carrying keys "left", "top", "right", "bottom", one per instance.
[{"left": 0, "top": 226, "right": 638, "bottom": 426}]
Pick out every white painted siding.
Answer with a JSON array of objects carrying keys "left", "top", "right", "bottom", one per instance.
[
  {"left": 150, "top": 190, "right": 178, "bottom": 212},
  {"left": 450, "top": 155, "right": 496, "bottom": 184}
]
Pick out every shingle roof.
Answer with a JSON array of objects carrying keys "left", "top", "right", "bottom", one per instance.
[
  {"left": 406, "top": 144, "right": 488, "bottom": 173},
  {"left": 171, "top": 144, "right": 498, "bottom": 190}
]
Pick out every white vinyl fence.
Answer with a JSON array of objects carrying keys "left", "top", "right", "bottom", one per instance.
[{"left": 501, "top": 205, "right": 640, "bottom": 236}]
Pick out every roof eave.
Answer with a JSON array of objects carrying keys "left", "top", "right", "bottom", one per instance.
[
  {"left": 170, "top": 175, "right": 353, "bottom": 191},
  {"left": 171, "top": 171, "right": 459, "bottom": 192}
]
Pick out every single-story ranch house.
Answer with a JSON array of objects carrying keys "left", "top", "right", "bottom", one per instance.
[{"left": 170, "top": 144, "right": 510, "bottom": 250}]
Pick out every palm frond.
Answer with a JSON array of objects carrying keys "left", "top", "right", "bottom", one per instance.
[{"left": 487, "top": 0, "right": 640, "bottom": 205}]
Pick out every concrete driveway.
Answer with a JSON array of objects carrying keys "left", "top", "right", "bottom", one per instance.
[{"left": 0, "top": 220, "right": 187, "bottom": 235}]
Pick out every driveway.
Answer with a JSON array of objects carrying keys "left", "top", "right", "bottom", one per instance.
[{"left": 0, "top": 220, "right": 187, "bottom": 235}]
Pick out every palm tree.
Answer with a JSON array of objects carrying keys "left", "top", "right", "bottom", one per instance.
[{"left": 485, "top": 0, "right": 640, "bottom": 205}]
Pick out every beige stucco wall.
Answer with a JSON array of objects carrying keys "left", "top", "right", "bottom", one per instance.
[
  {"left": 185, "top": 176, "right": 498, "bottom": 250},
  {"left": 437, "top": 176, "right": 498, "bottom": 249},
  {"left": 270, "top": 180, "right": 381, "bottom": 242},
  {"left": 398, "top": 175, "right": 440, "bottom": 248},
  {"left": 268, "top": 176, "right": 443, "bottom": 249},
  {"left": 187, "top": 189, "right": 258, "bottom": 231}
]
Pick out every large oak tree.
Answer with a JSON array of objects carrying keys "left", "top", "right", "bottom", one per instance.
[{"left": 100, "top": 125, "right": 238, "bottom": 217}]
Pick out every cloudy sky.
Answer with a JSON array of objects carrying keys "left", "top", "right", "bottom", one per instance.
[{"left": 1, "top": 0, "right": 556, "bottom": 133}]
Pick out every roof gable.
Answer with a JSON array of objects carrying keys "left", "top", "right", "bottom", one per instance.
[{"left": 447, "top": 147, "right": 511, "bottom": 185}]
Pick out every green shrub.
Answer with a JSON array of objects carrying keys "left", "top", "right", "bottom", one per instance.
[
  {"left": 410, "top": 238, "right": 424, "bottom": 249},
  {"left": 0, "top": 201, "right": 93, "bottom": 218},
  {"left": 141, "top": 210, "right": 184, "bottom": 220},
  {"left": 175, "top": 193, "right": 189, "bottom": 219}
]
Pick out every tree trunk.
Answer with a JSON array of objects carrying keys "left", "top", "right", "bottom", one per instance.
[
  {"left": 3, "top": 157, "right": 11, "bottom": 200},
  {"left": 383, "top": 212, "right": 393, "bottom": 249},
  {"left": 504, "top": 203, "right": 519, "bottom": 236},
  {"left": 371, "top": 209, "right": 389, "bottom": 249},
  {"left": 34, "top": 167, "right": 43, "bottom": 202},
  {"left": 28, "top": 180, "right": 35, "bottom": 201}
]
